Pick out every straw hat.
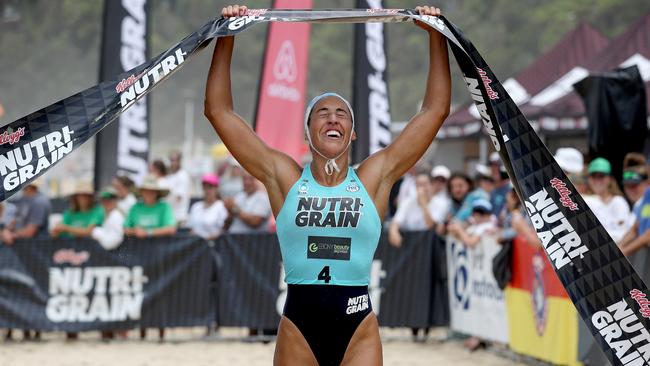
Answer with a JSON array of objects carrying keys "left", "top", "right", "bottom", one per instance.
[
  {"left": 70, "top": 181, "right": 94, "bottom": 196},
  {"left": 137, "top": 175, "right": 170, "bottom": 196}
]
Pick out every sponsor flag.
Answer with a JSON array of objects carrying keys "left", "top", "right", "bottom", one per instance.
[
  {"left": 352, "top": 0, "right": 392, "bottom": 164},
  {"left": 506, "top": 236, "right": 580, "bottom": 365},
  {"left": 95, "top": 0, "right": 151, "bottom": 189},
  {"left": 254, "top": 0, "right": 312, "bottom": 163},
  {"left": 4, "top": 11, "right": 650, "bottom": 364}
]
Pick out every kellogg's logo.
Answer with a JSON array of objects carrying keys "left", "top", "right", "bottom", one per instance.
[
  {"left": 0, "top": 127, "right": 25, "bottom": 146},
  {"left": 549, "top": 177, "right": 579, "bottom": 211},
  {"left": 53, "top": 249, "right": 90, "bottom": 266},
  {"left": 477, "top": 68, "right": 499, "bottom": 100},
  {"left": 630, "top": 289, "right": 650, "bottom": 319},
  {"left": 245, "top": 9, "right": 267, "bottom": 17},
  {"left": 115, "top": 74, "right": 139, "bottom": 93}
]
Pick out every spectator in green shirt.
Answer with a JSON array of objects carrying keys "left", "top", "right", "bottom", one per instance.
[
  {"left": 124, "top": 175, "right": 177, "bottom": 238},
  {"left": 51, "top": 181, "right": 104, "bottom": 239},
  {"left": 123, "top": 174, "right": 176, "bottom": 342}
]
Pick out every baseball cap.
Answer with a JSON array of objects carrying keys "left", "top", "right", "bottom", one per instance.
[
  {"left": 99, "top": 186, "right": 119, "bottom": 200},
  {"left": 202, "top": 173, "right": 220, "bottom": 186},
  {"left": 623, "top": 170, "right": 647, "bottom": 184},
  {"left": 588, "top": 158, "right": 612, "bottom": 175},
  {"left": 472, "top": 198, "right": 493, "bottom": 213},
  {"left": 431, "top": 165, "right": 451, "bottom": 180},
  {"left": 554, "top": 148, "right": 584, "bottom": 174},
  {"left": 489, "top": 151, "right": 501, "bottom": 164}
]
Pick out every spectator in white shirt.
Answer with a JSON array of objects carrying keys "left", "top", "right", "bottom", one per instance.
[
  {"left": 189, "top": 174, "right": 228, "bottom": 240},
  {"left": 92, "top": 187, "right": 125, "bottom": 251},
  {"left": 389, "top": 172, "right": 442, "bottom": 247},
  {"left": 225, "top": 172, "right": 272, "bottom": 234},
  {"left": 112, "top": 176, "right": 137, "bottom": 214},
  {"left": 166, "top": 151, "right": 192, "bottom": 224},
  {"left": 583, "top": 158, "right": 631, "bottom": 243},
  {"left": 430, "top": 165, "right": 452, "bottom": 233}
]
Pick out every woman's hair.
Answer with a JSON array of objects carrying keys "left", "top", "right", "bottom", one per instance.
[
  {"left": 115, "top": 175, "right": 135, "bottom": 190},
  {"left": 623, "top": 152, "right": 646, "bottom": 170},
  {"left": 448, "top": 173, "right": 473, "bottom": 189},
  {"left": 70, "top": 194, "right": 96, "bottom": 213},
  {"left": 585, "top": 176, "right": 623, "bottom": 197},
  {"left": 448, "top": 172, "right": 474, "bottom": 202},
  {"left": 151, "top": 159, "right": 168, "bottom": 176}
]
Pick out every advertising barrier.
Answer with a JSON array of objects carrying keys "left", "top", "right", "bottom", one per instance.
[
  {"left": 446, "top": 234, "right": 509, "bottom": 343},
  {"left": 506, "top": 236, "right": 580, "bottom": 366}
]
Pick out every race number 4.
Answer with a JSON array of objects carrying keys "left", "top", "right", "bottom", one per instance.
[{"left": 318, "top": 266, "right": 331, "bottom": 283}]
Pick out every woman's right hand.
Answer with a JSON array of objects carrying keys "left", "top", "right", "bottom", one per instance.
[{"left": 222, "top": 4, "right": 248, "bottom": 18}]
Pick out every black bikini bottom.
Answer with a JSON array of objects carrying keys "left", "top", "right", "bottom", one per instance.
[{"left": 283, "top": 284, "right": 373, "bottom": 366}]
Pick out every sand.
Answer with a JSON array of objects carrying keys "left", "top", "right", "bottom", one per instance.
[{"left": 0, "top": 327, "right": 527, "bottom": 366}]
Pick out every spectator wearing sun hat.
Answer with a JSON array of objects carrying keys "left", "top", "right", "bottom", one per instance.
[
  {"left": 51, "top": 181, "right": 104, "bottom": 239},
  {"left": 188, "top": 173, "right": 228, "bottom": 240},
  {"left": 583, "top": 158, "right": 631, "bottom": 243},
  {"left": 124, "top": 175, "right": 176, "bottom": 342},
  {"left": 124, "top": 175, "right": 176, "bottom": 239}
]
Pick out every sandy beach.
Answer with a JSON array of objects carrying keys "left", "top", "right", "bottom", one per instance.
[{"left": 0, "top": 327, "right": 528, "bottom": 366}]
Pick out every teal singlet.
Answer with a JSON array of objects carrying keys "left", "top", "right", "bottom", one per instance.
[{"left": 276, "top": 164, "right": 382, "bottom": 286}]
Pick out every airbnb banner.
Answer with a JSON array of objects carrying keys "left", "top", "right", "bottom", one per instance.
[{"left": 254, "top": 0, "right": 312, "bottom": 162}]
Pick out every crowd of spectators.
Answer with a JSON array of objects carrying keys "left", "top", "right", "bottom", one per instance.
[
  {"left": 0, "top": 150, "right": 274, "bottom": 342},
  {"left": 386, "top": 148, "right": 650, "bottom": 347},
  {"left": 3, "top": 146, "right": 650, "bottom": 344}
]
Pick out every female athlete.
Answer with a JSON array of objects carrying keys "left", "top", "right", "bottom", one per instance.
[{"left": 204, "top": 4, "right": 450, "bottom": 365}]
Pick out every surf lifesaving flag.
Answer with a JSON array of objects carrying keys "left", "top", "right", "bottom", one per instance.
[
  {"left": 254, "top": 0, "right": 312, "bottom": 163},
  {"left": 506, "top": 235, "right": 581, "bottom": 366}
]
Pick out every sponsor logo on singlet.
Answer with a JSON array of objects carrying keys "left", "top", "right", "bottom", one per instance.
[
  {"left": 346, "top": 181, "right": 360, "bottom": 193},
  {"left": 346, "top": 294, "right": 369, "bottom": 314},
  {"left": 298, "top": 180, "right": 309, "bottom": 195},
  {"left": 307, "top": 236, "right": 351, "bottom": 261},
  {"left": 295, "top": 196, "right": 363, "bottom": 228}
]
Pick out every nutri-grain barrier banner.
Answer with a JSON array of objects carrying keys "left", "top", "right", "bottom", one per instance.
[
  {"left": 3, "top": 10, "right": 649, "bottom": 364},
  {"left": 0, "top": 236, "right": 213, "bottom": 331},
  {"left": 447, "top": 234, "right": 508, "bottom": 344}
]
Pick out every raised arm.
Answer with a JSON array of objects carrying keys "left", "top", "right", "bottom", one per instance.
[
  {"left": 203, "top": 6, "right": 300, "bottom": 196},
  {"left": 358, "top": 6, "right": 450, "bottom": 216},
  {"left": 379, "top": 6, "right": 450, "bottom": 182}
]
